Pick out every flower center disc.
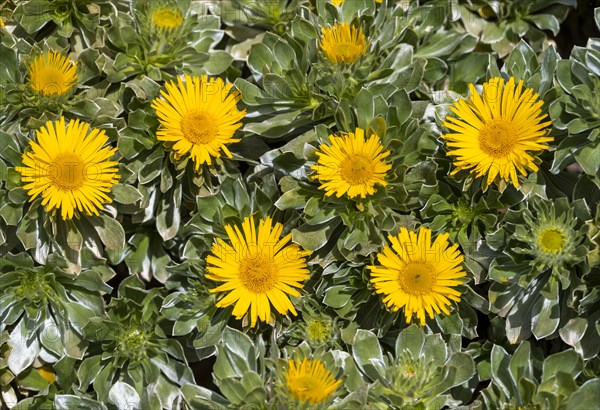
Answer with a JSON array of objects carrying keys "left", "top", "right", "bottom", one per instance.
[
  {"left": 118, "top": 328, "right": 148, "bottom": 361},
  {"left": 538, "top": 228, "right": 566, "bottom": 254},
  {"left": 152, "top": 7, "right": 184, "bottom": 29},
  {"left": 307, "top": 320, "right": 329, "bottom": 341},
  {"left": 36, "top": 68, "right": 69, "bottom": 95},
  {"left": 399, "top": 262, "right": 436, "bottom": 294},
  {"left": 340, "top": 155, "right": 374, "bottom": 184},
  {"left": 478, "top": 118, "right": 518, "bottom": 158},
  {"left": 337, "top": 42, "right": 360, "bottom": 57},
  {"left": 48, "top": 152, "right": 86, "bottom": 190},
  {"left": 181, "top": 111, "right": 218, "bottom": 145},
  {"left": 291, "top": 375, "right": 321, "bottom": 395},
  {"left": 239, "top": 253, "right": 278, "bottom": 293}
]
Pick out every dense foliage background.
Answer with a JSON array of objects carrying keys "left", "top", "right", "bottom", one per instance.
[{"left": 1, "top": 0, "right": 599, "bottom": 408}]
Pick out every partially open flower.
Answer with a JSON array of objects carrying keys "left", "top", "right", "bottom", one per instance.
[
  {"left": 28, "top": 51, "right": 78, "bottom": 96},
  {"left": 285, "top": 358, "right": 341, "bottom": 405},
  {"left": 151, "top": 5, "right": 184, "bottom": 30},
  {"left": 320, "top": 22, "right": 369, "bottom": 64}
]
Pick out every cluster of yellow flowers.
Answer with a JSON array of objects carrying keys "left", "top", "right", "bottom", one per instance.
[
  {"left": 16, "top": 23, "right": 553, "bottom": 325},
  {"left": 10, "top": 1, "right": 558, "bottom": 405}
]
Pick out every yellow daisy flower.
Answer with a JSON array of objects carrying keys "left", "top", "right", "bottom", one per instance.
[
  {"left": 311, "top": 128, "right": 391, "bottom": 199},
  {"left": 537, "top": 228, "right": 566, "bottom": 254},
  {"left": 442, "top": 77, "right": 553, "bottom": 188},
  {"left": 206, "top": 216, "right": 311, "bottom": 328},
  {"left": 306, "top": 318, "right": 331, "bottom": 343},
  {"left": 151, "top": 74, "right": 246, "bottom": 170},
  {"left": 151, "top": 6, "right": 184, "bottom": 30},
  {"left": 368, "top": 227, "right": 467, "bottom": 326},
  {"left": 28, "top": 51, "right": 78, "bottom": 96},
  {"left": 320, "top": 22, "right": 369, "bottom": 64},
  {"left": 16, "top": 117, "right": 119, "bottom": 221},
  {"left": 286, "top": 358, "right": 341, "bottom": 405}
]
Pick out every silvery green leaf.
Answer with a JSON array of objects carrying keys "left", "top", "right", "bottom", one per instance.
[
  {"left": 108, "top": 381, "right": 142, "bottom": 410},
  {"left": 352, "top": 329, "right": 386, "bottom": 381},
  {"left": 7, "top": 321, "right": 40, "bottom": 375}
]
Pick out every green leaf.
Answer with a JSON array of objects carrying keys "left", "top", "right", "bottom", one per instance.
[
  {"left": 111, "top": 184, "right": 143, "bottom": 205},
  {"left": 17, "top": 207, "right": 50, "bottom": 263},
  {"left": 39, "top": 318, "right": 63, "bottom": 357},
  {"left": 7, "top": 321, "right": 40, "bottom": 375},
  {"left": 64, "top": 302, "right": 97, "bottom": 334},
  {"left": 17, "top": 367, "right": 52, "bottom": 391},
  {"left": 527, "top": 14, "right": 560, "bottom": 35},
  {"left": 0, "top": 202, "right": 23, "bottom": 226},
  {"left": 77, "top": 356, "right": 103, "bottom": 389},
  {"left": 54, "top": 395, "right": 106, "bottom": 410},
  {"left": 446, "top": 352, "right": 476, "bottom": 387},
  {"left": 292, "top": 223, "right": 333, "bottom": 251},
  {"left": 108, "top": 381, "right": 141, "bottom": 410},
  {"left": 541, "top": 350, "right": 583, "bottom": 383},
  {"left": 556, "top": 60, "right": 576, "bottom": 91},
  {"left": 395, "top": 325, "right": 424, "bottom": 358},
  {"left": 540, "top": 46, "right": 559, "bottom": 95},
  {"left": 181, "top": 383, "right": 228, "bottom": 408},
  {"left": 416, "top": 32, "right": 472, "bottom": 58},
  {"left": 423, "top": 334, "right": 447, "bottom": 367},
  {"left": 352, "top": 329, "right": 385, "bottom": 381},
  {"left": 575, "top": 143, "right": 600, "bottom": 177},
  {"left": 559, "top": 318, "right": 587, "bottom": 347},
  {"left": 219, "top": 377, "right": 244, "bottom": 405},
  {"left": 274, "top": 189, "right": 306, "bottom": 210},
  {"left": 248, "top": 43, "right": 273, "bottom": 75},
  {"left": 564, "top": 379, "right": 600, "bottom": 409},
  {"left": 214, "top": 327, "right": 256, "bottom": 380},
  {"left": 531, "top": 283, "right": 560, "bottom": 339},
  {"left": 342, "top": 0, "right": 371, "bottom": 22},
  {"left": 92, "top": 214, "right": 125, "bottom": 250},
  {"left": 490, "top": 345, "right": 513, "bottom": 398},
  {"left": 538, "top": 372, "right": 578, "bottom": 398},
  {"left": 204, "top": 51, "right": 233, "bottom": 75},
  {"left": 243, "top": 111, "right": 316, "bottom": 138},
  {"left": 452, "top": 53, "right": 488, "bottom": 84},
  {"left": 240, "top": 371, "right": 266, "bottom": 404},
  {"left": 156, "top": 184, "right": 182, "bottom": 241},
  {"left": 323, "top": 285, "right": 353, "bottom": 309},
  {"left": 509, "top": 342, "right": 532, "bottom": 387},
  {"left": 354, "top": 88, "right": 375, "bottom": 129}
]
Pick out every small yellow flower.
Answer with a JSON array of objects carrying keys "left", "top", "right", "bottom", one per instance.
[
  {"left": 16, "top": 117, "right": 119, "bottom": 220},
  {"left": 286, "top": 358, "right": 341, "bottom": 405},
  {"left": 369, "top": 227, "right": 467, "bottom": 326},
  {"left": 151, "top": 74, "right": 246, "bottom": 170},
  {"left": 152, "top": 6, "right": 184, "bottom": 30},
  {"left": 37, "top": 366, "right": 56, "bottom": 384},
  {"left": 311, "top": 128, "right": 391, "bottom": 199},
  {"left": 320, "top": 22, "right": 368, "bottom": 64},
  {"left": 442, "top": 77, "right": 553, "bottom": 188},
  {"left": 206, "top": 216, "right": 311, "bottom": 327},
  {"left": 28, "top": 51, "right": 78, "bottom": 96},
  {"left": 537, "top": 228, "right": 566, "bottom": 254},
  {"left": 306, "top": 318, "right": 331, "bottom": 342}
]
